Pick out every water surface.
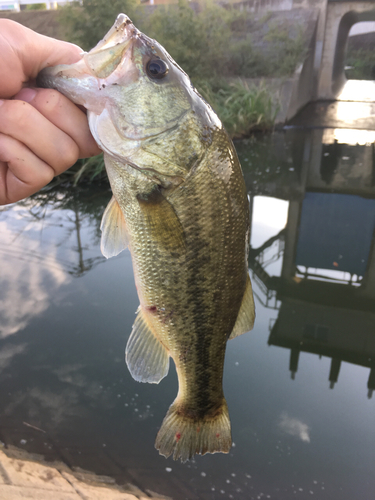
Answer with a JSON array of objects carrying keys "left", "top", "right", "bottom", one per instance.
[{"left": 0, "top": 127, "right": 374, "bottom": 499}]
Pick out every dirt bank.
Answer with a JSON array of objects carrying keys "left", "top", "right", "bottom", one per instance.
[
  {"left": 0, "top": 10, "right": 67, "bottom": 40},
  {"left": 348, "top": 31, "right": 375, "bottom": 51}
]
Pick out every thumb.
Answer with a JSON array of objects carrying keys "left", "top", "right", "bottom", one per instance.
[{"left": 0, "top": 19, "right": 83, "bottom": 98}]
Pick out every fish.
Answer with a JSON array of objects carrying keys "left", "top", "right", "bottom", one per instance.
[{"left": 38, "top": 14, "right": 255, "bottom": 462}]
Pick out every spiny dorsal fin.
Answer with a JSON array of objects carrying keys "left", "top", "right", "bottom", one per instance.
[
  {"left": 126, "top": 307, "right": 170, "bottom": 384},
  {"left": 229, "top": 273, "right": 255, "bottom": 340},
  {"left": 137, "top": 188, "right": 185, "bottom": 253},
  {"left": 100, "top": 196, "right": 129, "bottom": 259}
]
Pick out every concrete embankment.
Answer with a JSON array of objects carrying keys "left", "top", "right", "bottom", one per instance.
[{"left": 0, "top": 445, "right": 170, "bottom": 500}]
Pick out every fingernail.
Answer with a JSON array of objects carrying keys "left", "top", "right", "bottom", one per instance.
[{"left": 14, "top": 88, "right": 37, "bottom": 103}]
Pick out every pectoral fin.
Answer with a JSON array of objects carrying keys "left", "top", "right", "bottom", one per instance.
[
  {"left": 229, "top": 274, "right": 255, "bottom": 339},
  {"left": 100, "top": 196, "right": 129, "bottom": 259},
  {"left": 126, "top": 307, "right": 170, "bottom": 384},
  {"left": 137, "top": 188, "right": 185, "bottom": 253}
]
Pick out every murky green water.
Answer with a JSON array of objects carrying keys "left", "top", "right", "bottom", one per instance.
[{"left": 0, "top": 127, "right": 374, "bottom": 499}]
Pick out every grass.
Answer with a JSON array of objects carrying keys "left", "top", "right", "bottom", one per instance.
[
  {"left": 48, "top": 155, "right": 106, "bottom": 188},
  {"left": 262, "top": 24, "right": 307, "bottom": 77},
  {"left": 197, "top": 79, "right": 279, "bottom": 138},
  {"left": 55, "top": 0, "right": 301, "bottom": 184},
  {"left": 345, "top": 48, "right": 375, "bottom": 80},
  {"left": 70, "top": 155, "right": 106, "bottom": 185}
]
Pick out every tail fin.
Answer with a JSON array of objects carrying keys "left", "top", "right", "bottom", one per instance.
[{"left": 155, "top": 400, "right": 232, "bottom": 462}]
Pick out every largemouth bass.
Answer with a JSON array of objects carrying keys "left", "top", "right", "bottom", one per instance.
[{"left": 38, "top": 14, "right": 255, "bottom": 462}]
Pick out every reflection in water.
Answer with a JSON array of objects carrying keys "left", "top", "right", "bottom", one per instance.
[
  {"left": 0, "top": 205, "right": 67, "bottom": 339},
  {"left": 323, "top": 127, "right": 375, "bottom": 146},
  {"left": 0, "top": 187, "right": 110, "bottom": 339},
  {"left": 337, "top": 79, "right": 375, "bottom": 102},
  {"left": 0, "top": 343, "right": 27, "bottom": 370},
  {"left": 247, "top": 128, "right": 375, "bottom": 398},
  {"left": 290, "top": 80, "right": 375, "bottom": 130},
  {"left": 278, "top": 413, "right": 310, "bottom": 443},
  {"left": 296, "top": 192, "right": 375, "bottom": 280},
  {"left": 335, "top": 101, "right": 375, "bottom": 125},
  {"left": 3, "top": 386, "right": 84, "bottom": 426},
  {"left": 250, "top": 197, "right": 289, "bottom": 250},
  {"left": 0, "top": 131, "right": 374, "bottom": 499}
]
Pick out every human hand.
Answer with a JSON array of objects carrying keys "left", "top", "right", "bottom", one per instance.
[{"left": 0, "top": 19, "right": 101, "bottom": 205}]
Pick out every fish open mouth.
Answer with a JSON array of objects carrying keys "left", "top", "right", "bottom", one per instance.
[
  {"left": 37, "top": 13, "right": 204, "bottom": 179},
  {"left": 83, "top": 14, "right": 139, "bottom": 80},
  {"left": 38, "top": 14, "right": 138, "bottom": 87}
]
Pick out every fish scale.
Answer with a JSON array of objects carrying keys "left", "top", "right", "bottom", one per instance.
[{"left": 38, "top": 13, "right": 255, "bottom": 461}]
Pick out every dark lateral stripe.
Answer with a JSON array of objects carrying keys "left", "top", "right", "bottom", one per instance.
[{"left": 186, "top": 181, "right": 212, "bottom": 411}]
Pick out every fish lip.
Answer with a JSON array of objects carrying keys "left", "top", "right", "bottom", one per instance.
[
  {"left": 38, "top": 13, "right": 138, "bottom": 84},
  {"left": 83, "top": 13, "right": 139, "bottom": 80},
  {"left": 89, "top": 13, "right": 138, "bottom": 53}
]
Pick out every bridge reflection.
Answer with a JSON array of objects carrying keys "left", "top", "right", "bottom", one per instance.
[{"left": 245, "top": 127, "right": 375, "bottom": 397}]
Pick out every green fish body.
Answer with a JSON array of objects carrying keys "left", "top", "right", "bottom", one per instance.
[{"left": 38, "top": 14, "right": 255, "bottom": 461}]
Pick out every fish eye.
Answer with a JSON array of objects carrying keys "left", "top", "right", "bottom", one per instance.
[{"left": 146, "top": 58, "right": 168, "bottom": 80}]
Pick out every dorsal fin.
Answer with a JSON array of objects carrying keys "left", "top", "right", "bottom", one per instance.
[
  {"left": 229, "top": 274, "right": 255, "bottom": 340},
  {"left": 126, "top": 307, "right": 170, "bottom": 384},
  {"left": 100, "top": 196, "right": 129, "bottom": 259}
]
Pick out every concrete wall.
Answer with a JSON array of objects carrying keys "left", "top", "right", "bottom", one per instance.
[
  {"left": 284, "top": 12, "right": 319, "bottom": 119},
  {"left": 234, "top": 0, "right": 326, "bottom": 12},
  {"left": 236, "top": 0, "right": 375, "bottom": 109},
  {"left": 318, "top": 2, "right": 375, "bottom": 99},
  {"left": 234, "top": 0, "right": 293, "bottom": 12},
  {"left": 231, "top": 0, "right": 327, "bottom": 119}
]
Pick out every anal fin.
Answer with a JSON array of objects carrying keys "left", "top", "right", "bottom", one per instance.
[
  {"left": 229, "top": 273, "right": 255, "bottom": 340},
  {"left": 126, "top": 307, "right": 170, "bottom": 384},
  {"left": 100, "top": 196, "right": 129, "bottom": 259}
]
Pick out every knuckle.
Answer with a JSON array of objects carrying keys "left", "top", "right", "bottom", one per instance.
[
  {"left": 56, "top": 139, "right": 79, "bottom": 171},
  {"left": 35, "top": 88, "right": 64, "bottom": 115},
  {"left": 38, "top": 167, "right": 55, "bottom": 186}
]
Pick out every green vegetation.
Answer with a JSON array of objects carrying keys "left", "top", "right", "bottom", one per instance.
[
  {"left": 60, "top": 0, "right": 306, "bottom": 80},
  {"left": 345, "top": 48, "right": 375, "bottom": 80},
  {"left": 25, "top": 3, "right": 46, "bottom": 9},
  {"left": 50, "top": 155, "right": 107, "bottom": 188},
  {"left": 197, "top": 79, "right": 278, "bottom": 138},
  {"left": 140, "top": 0, "right": 235, "bottom": 80},
  {"left": 262, "top": 24, "right": 306, "bottom": 77},
  {"left": 59, "top": 0, "right": 138, "bottom": 51},
  {"left": 56, "top": 0, "right": 305, "bottom": 184}
]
